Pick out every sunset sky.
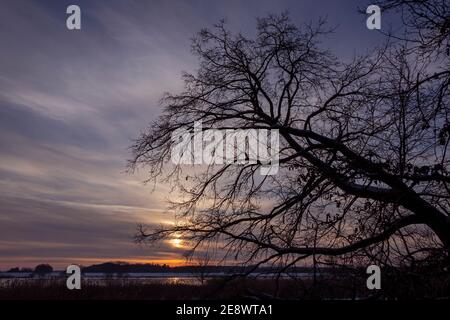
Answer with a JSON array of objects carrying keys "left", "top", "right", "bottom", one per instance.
[{"left": 0, "top": 0, "right": 388, "bottom": 270}]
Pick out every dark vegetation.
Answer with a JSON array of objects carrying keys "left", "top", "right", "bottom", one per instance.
[
  {"left": 4, "top": 261, "right": 328, "bottom": 274},
  {"left": 1, "top": 262, "right": 448, "bottom": 299},
  {"left": 0, "top": 269, "right": 448, "bottom": 300},
  {"left": 33, "top": 264, "right": 53, "bottom": 275}
]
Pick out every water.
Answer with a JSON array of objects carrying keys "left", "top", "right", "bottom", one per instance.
[{"left": 0, "top": 271, "right": 313, "bottom": 287}]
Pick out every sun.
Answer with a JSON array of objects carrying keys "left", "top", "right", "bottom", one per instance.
[{"left": 169, "top": 238, "right": 183, "bottom": 248}]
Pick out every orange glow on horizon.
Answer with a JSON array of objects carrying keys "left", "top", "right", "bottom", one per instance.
[
  {"left": 0, "top": 257, "right": 188, "bottom": 269},
  {"left": 120, "top": 258, "right": 187, "bottom": 267}
]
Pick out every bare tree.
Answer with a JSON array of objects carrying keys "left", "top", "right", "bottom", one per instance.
[
  {"left": 192, "top": 253, "right": 212, "bottom": 285},
  {"left": 377, "top": 0, "right": 450, "bottom": 57},
  {"left": 130, "top": 6, "right": 449, "bottom": 272}
]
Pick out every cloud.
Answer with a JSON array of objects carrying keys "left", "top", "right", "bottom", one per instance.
[{"left": 0, "top": 0, "right": 387, "bottom": 269}]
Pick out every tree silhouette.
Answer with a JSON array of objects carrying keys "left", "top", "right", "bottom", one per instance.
[
  {"left": 34, "top": 264, "right": 53, "bottom": 275},
  {"left": 130, "top": 3, "right": 449, "bottom": 272}
]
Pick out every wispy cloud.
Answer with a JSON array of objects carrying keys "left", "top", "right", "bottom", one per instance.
[{"left": 0, "top": 0, "right": 383, "bottom": 269}]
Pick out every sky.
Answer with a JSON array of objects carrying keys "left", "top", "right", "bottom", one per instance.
[{"left": 0, "top": 0, "right": 389, "bottom": 270}]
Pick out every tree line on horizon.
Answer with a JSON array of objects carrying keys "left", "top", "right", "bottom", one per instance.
[{"left": 4, "top": 261, "right": 351, "bottom": 274}]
